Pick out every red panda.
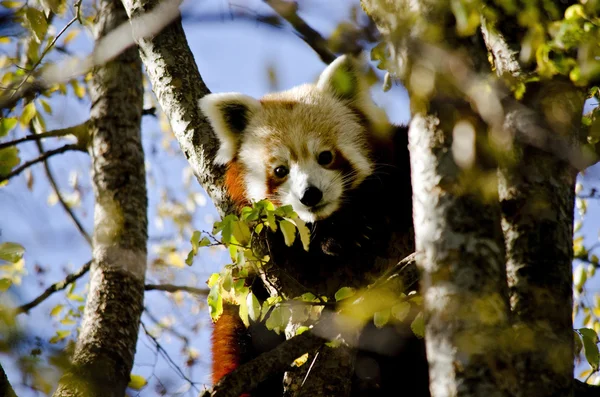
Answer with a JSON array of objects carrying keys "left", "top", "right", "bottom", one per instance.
[{"left": 200, "top": 55, "right": 428, "bottom": 396}]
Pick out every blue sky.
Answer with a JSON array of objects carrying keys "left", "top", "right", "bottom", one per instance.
[{"left": 0, "top": 0, "right": 597, "bottom": 395}]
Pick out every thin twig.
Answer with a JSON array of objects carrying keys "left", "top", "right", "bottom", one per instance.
[
  {"left": 145, "top": 283, "right": 209, "bottom": 296},
  {"left": 140, "top": 322, "right": 200, "bottom": 392},
  {"left": 30, "top": 124, "right": 92, "bottom": 245},
  {"left": 0, "top": 143, "right": 81, "bottom": 183},
  {"left": 8, "top": 16, "right": 78, "bottom": 104},
  {"left": 263, "top": 0, "right": 336, "bottom": 64},
  {"left": 144, "top": 306, "right": 190, "bottom": 345},
  {"left": 0, "top": 123, "right": 85, "bottom": 150},
  {"left": 16, "top": 260, "right": 92, "bottom": 314}
]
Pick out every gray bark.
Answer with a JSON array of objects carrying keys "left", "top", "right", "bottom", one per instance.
[
  {"left": 120, "top": 0, "right": 232, "bottom": 216},
  {"left": 482, "top": 19, "right": 584, "bottom": 396},
  {"left": 409, "top": 110, "right": 514, "bottom": 397},
  {"left": 0, "top": 361, "right": 17, "bottom": 397},
  {"left": 52, "top": 0, "right": 147, "bottom": 395}
]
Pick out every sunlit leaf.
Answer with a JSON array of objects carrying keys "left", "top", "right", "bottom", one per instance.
[
  {"left": 50, "top": 304, "right": 64, "bottom": 317},
  {"left": 128, "top": 374, "right": 148, "bottom": 390},
  {"left": 579, "top": 328, "right": 600, "bottom": 370},
  {"left": 62, "top": 29, "right": 79, "bottom": 45},
  {"left": 0, "top": 278, "right": 11, "bottom": 292},
  {"left": 20, "top": 102, "right": 37, "bottom": 127},
  {"left": 411, "top": 312, "right": 425, "bottom": 339},
  {"left": 0, "top": 242, "right": 24, "bottom": 263},
  {"left": 279, "top": 219, "right": 296, "bottom": 247},
  {"left": 49, "top": 329, "right": 71, "bottom": 344},
  {"left": 1, "top": 1, "right": 22, "bottom": 8},
  {"left": 232, "top": 221, "right": 251, "bottom": 247},
  {"left": 0, "top": 118, "right": 17, "bottom": 137},
  {"left": 247, "top": 292, "right": 261, "bottom": 322},
  {"left": 335, "top": 287, "right": 355, "bottom": 302},
  {"left": 374, "top": 309, "right": 390, "bottom": 328},
  {"left": 392, "top": 301, "right": 411, "bottom": 322},
  {"left": 25, "top": 7, "right": 48, "bottom": 43},
  {"left": 208, "top": 284, "right": 223, "bottom": 322}
]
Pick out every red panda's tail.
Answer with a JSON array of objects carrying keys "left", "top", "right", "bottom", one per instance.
[{"left": 211, "top": 304, "right": 250, "bottom": 397}]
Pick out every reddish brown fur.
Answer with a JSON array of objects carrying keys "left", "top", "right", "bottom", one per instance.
[
  {"left": 212, "top": 305, "right": 250, "bottom": 397},
  {"left": 225, "top": 159, "right": 250, "bottom": 210}
]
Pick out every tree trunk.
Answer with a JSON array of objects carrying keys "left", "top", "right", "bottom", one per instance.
[
  {"left": 52, "top": 0, "right": 146, "bottom": 395},
  {"left": 120, "top": 0, "right": 232, "bottom": 215}
]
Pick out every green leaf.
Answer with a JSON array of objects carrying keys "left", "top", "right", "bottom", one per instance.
[
  {"left": 296, "top": 326, "right": 310, "bottom": 335},
  {"left": 208, "top": 284, "right": 223, "bottom": 322},
  {"left": 0, "top": 146, "right": 20, "bottom": 180},
  {"left": 374, "top": 309, "right": 390, "bottom": 328},
  {"left": 575, "top": 330, "right": 584, "bottom": 356},
  {"left": 50, "top": 304, "right": 64, "bottom": 317},
  {"left": 186, "top": 231, "right": 203, "bottom": 266},
  {"left": 1, "top": 1, "right": 23, "bottom": 8},
  {"left": 291, "top": 217, "right": 310, "bottom": 251},
  {"left": 579, "top": 328, "right": 600, "bottom": 370},
  {"left": 266, "top": 210, "right": 277, "bottom": 232},
  {"left": 39, "top": 99, "right": 52, "bottom": 114},
  {"left": 0, "top": 242, "right": 24, "bottom": 263},
  {"left": 207, "top": 273, "right": 220, "bottom": 288},
  {"left": 0, "top": 278, "right": 11, "bottom": 292},
  {"left": 247, "top": 292, "right": 261, "bottom": 322},
  {"left": 232, "top": 221, "right": 251, "bottom": 246},
  {"left": 391, "top": 301, "right": 411, "bottom": 322},
  {"left": 265, "top": 306, "right": 286, "bottom": 334},
  {"left": 0, "top": 118, "right": 17, "bottom": 138},
  {"left": 25, "top": 7, "right": 48, "bottom": 43},
  {"left": 71, "top": 79, "right": 85, "bottom": 99},
  {"left": 238, "top": 295, "right": 249, "bottom": 327},
  {"left": 410, "top": 312, "right": 425, "bottom": 339},
  {"left": 222, "top": 272, "right": 232, "bottom": 292},
  {"left": 335, "top": 287, "right": 355, "bottom": 302},
  {"left": 49, "top": 329, "right": 70, "bottom": 344},
  {"left": 128, "top": 374, "right": 148, "bottom": 390},
  {"left": 20, "top": 102, "right": 37, "bottom": 127},
  {"left": 279, "top": 219, "right": 296, "bottom": 247}
]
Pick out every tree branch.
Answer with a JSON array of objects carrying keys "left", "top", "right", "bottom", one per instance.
[
  {"left": 121, "top": 0, "right": 234, "bottom": 215},
  {"left": 16, "top": 261, "right": 92, "bottom": 315},
  {"left": 0, "top": 143, "right": 82, "bottom": 183},
  {"left": 0, "top": 360, "right": 17, "bottom": 397},
  {"left": 263, "top": 0, "right": 336, "bottom": 64},
  {"left": 144, "top": 283, "right": 208, "bottom": 295},
  {"left": 0, "top": 122, "right": 86, "bottom": 150},
  {"left": 203, "top": 327, "right": 325, "bottom": 397},
  {"left": 32, "top": 132, "right": 92, "bottom": 246}
]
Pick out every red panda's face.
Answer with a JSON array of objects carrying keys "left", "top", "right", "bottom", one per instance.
[
  {"left": 237, "top": 101, "right": 371, "bottom": 223},
  {"left": 200, "top": 55, "right": 392, "bottom": 223}
]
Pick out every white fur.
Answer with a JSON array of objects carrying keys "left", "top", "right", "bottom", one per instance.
[
  {"left": 201, "top": 55, "right": 393, "bottom": 223},
  {"left": 199, "top": 93, "right": 261, "bottom": 165}
]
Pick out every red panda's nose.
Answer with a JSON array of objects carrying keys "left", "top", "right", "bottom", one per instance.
[{"left": 300, "top": 186, "right": 323, "bottom": 207}]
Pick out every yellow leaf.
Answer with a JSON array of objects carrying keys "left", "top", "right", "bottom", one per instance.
[
  {"left": 128, "top": 374, "right": 147, "bottom": 390},
  {"left": 25, "top": 7, "right": 48, "bottom": 43},
  {"left": 1, "top": 1, "right": 21, "bottom": 8},
  {"left": 39, "top": 99, "right": 52, "bottom": 114},
  {"left": 63, "top": 30, "right": 79, "bottom": 45},
  {"left": 279, "top": 219, "right": 296, "bottom": 247},
  {"left": 167, "top": 252, "right": 184, "bottom": 268},
  {"left": 50, "top": 304, "right": 64, "bottom": 317},
  {"left": 20, "top": 102, "right": 37, "bottom": 127},
  {"left": 71, "top": 80, "right": 85, "bottom": 99},
  {"left": 0, "top": 37, "right": 9, "bottom": 44}
]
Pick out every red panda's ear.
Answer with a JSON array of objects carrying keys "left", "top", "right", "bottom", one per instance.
[
  {"left": 317, "top": 55, "right": 391, "bottom": 135},
  {"left": 199, "top": 93, "right": 261, "bottom": 165},
  {"left": 316, "top": 55, "right": 364, "bottom": 102}
]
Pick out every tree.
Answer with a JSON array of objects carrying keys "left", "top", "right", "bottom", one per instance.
[{"left": 1, "top": 0, "right": 600, "bottom": 396}]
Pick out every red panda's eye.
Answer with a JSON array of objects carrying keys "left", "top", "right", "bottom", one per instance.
[
  {"left": 274, "top": 166, "right": 289, "bottom": 178},
  {"left": 317, "top": 151, "right": 333, "bottom": 166}
]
